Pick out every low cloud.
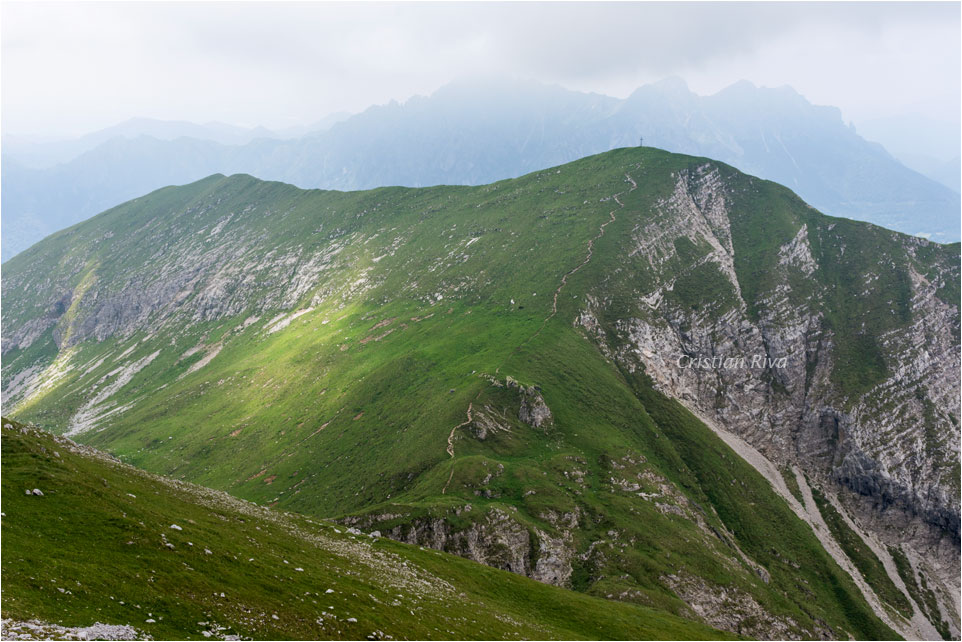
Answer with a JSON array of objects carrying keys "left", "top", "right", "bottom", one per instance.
[{"left": 2, "top": 2, "right": 958, "bottom": 136}]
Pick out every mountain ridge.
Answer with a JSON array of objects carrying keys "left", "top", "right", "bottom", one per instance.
[{"left": 2, "top": 147, "right": 958, "bottom": 639}]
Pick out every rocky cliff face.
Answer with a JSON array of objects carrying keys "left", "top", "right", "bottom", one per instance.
[
  {"left": 344, "top": 505, "right": 576, "bottom": 587},
  {"left": 577, "top": 163, "right": 960, "bottom": 637},
  {"left": 1, "top": 184, "right": 355, "bottom": 359}
]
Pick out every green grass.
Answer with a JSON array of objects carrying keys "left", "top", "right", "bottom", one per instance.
[
  {"left": 811, "top": 487, "right": 912, "bottom": 620},
  {"left": 670, "top": 261, "right": 737, "bottom": 314},
  {"left": 887, "top": 545, "right": 952, "bottom": 640},
  {"left": 780, "top": 468, "right": 804, "bottom": 505},
  {"left": 1, "top": 417, "right": 737, "bottom": 641}
]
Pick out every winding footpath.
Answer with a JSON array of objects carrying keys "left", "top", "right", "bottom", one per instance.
[
  {"left": 442, "top": 174, "right": 638, "bottom": 481},
  {"left": 445, "top": 403, "right": 474, "bottom": 459},
  {"left": 442, "top": 402, "right": 474, "bottom": 494},
  {"left": 528, "top": 174, "right": 636, "bottom": 344}
]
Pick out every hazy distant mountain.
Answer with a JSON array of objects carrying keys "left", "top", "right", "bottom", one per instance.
[
  {"left": 895, "top": 153, "right": 961, "bottom": 194},
  {"left": 1, "top": 136, "right": 232, "bottom": 258},
  {"left": 930, "top": 156, "right": 961, "bottom": 193},
  {"left": 3, "top": 77, "right": 959, "bottom": 260},
  {"left": 1, "top": 118, "right": 276, "bottom": 170},
  {"left": 269, "top": 111, "right": 353, "bottom": 139},
  {"left": 857, "top": 113, "right": 961, "bottom": 194},
  {"left": 857, "top": 113, "right": 961, "bottom": 165}
]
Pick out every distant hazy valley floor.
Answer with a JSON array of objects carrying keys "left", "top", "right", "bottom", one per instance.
[{"left": 2, "top": 147, "right": 959, "bottom": 640}]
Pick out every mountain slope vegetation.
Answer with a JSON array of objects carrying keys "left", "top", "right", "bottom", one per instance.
[
  {"left": 3, "top": 147, "right": 958, "bottom": 639},
  {"left": 2, "top": 417, "right": 735, "bottom": 640}
]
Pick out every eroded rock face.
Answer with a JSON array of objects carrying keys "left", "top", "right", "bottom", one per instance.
[
  {"left": 577, "top": 165, "right": 960, "bottom": 629},
  {"left": 516, "top": 387, "right": 552, "bottom": 429},
  {"left": 470, "top": 405, "right": 511, "bottom": 441},
  {"left": 470, "top": 376, "right": 554, "bottom": 435},
  {"left": 1, "top": 197, "right": 356, "bottom": 358},
  {"left": 347, "top": 506, "right": 574, "bottom": 587},
  {"left": 1, "top": 619, "right": 148, "bottom": 641},
  {"left": 663, "top": 573, "right": 827, "bottom": 641}
]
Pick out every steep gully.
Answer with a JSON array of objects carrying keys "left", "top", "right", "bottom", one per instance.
[{"left": 679, "top": 343, "right": 938, "bottom": 641}]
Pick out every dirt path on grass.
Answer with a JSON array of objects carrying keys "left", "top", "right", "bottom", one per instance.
[
  {"left": 534, "top": 173, "right": 636, "bottom": 340},
  {"left": 441, "top": 402, "right": 474, "bottom": 495},
  {"left": 444, "top": 173, "right": 637, "bottom": 488},
  {"left": 445, "top": 402, "right": 474, "bottom": 458}
]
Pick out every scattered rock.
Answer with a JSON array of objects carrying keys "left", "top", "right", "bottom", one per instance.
[
  {"left": 518, "top": 387, "right": 552, "bottom": 429},
  {"left": 0, "top": 619, "right": 150, "bottom": 641}
]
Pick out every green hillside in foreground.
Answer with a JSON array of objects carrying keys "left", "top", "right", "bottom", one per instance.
[
  {"left": 4, "top": 146, "right": 956, "bottom": 639},
  {"left": 1, "top": 418, "right": 736, "bottom": 640}
]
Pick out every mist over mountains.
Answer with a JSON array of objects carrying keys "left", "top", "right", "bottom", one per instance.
[
  {"left": 3, "top": 1, "right": 960, "bottom": 638},
  {"left": 2, "top": 112, "right": 354, "bottom": 169},
  {"left": 2, "top": 76, "right": 959, "bottom": 261},
  {"left": 857, "top": 112, "right": 962, "bottom": 194}
]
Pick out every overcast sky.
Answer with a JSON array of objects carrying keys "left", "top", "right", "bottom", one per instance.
[{"left": 2, "top": 1, "right": 959, "bottom": 138}]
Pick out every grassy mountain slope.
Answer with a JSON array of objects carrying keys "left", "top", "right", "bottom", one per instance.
[
  {"left": 3, "top": 147, "right": 956, "bottom": 639},
  {"left": 1, "top": 417, "right": 735, "bottom": 640}
]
